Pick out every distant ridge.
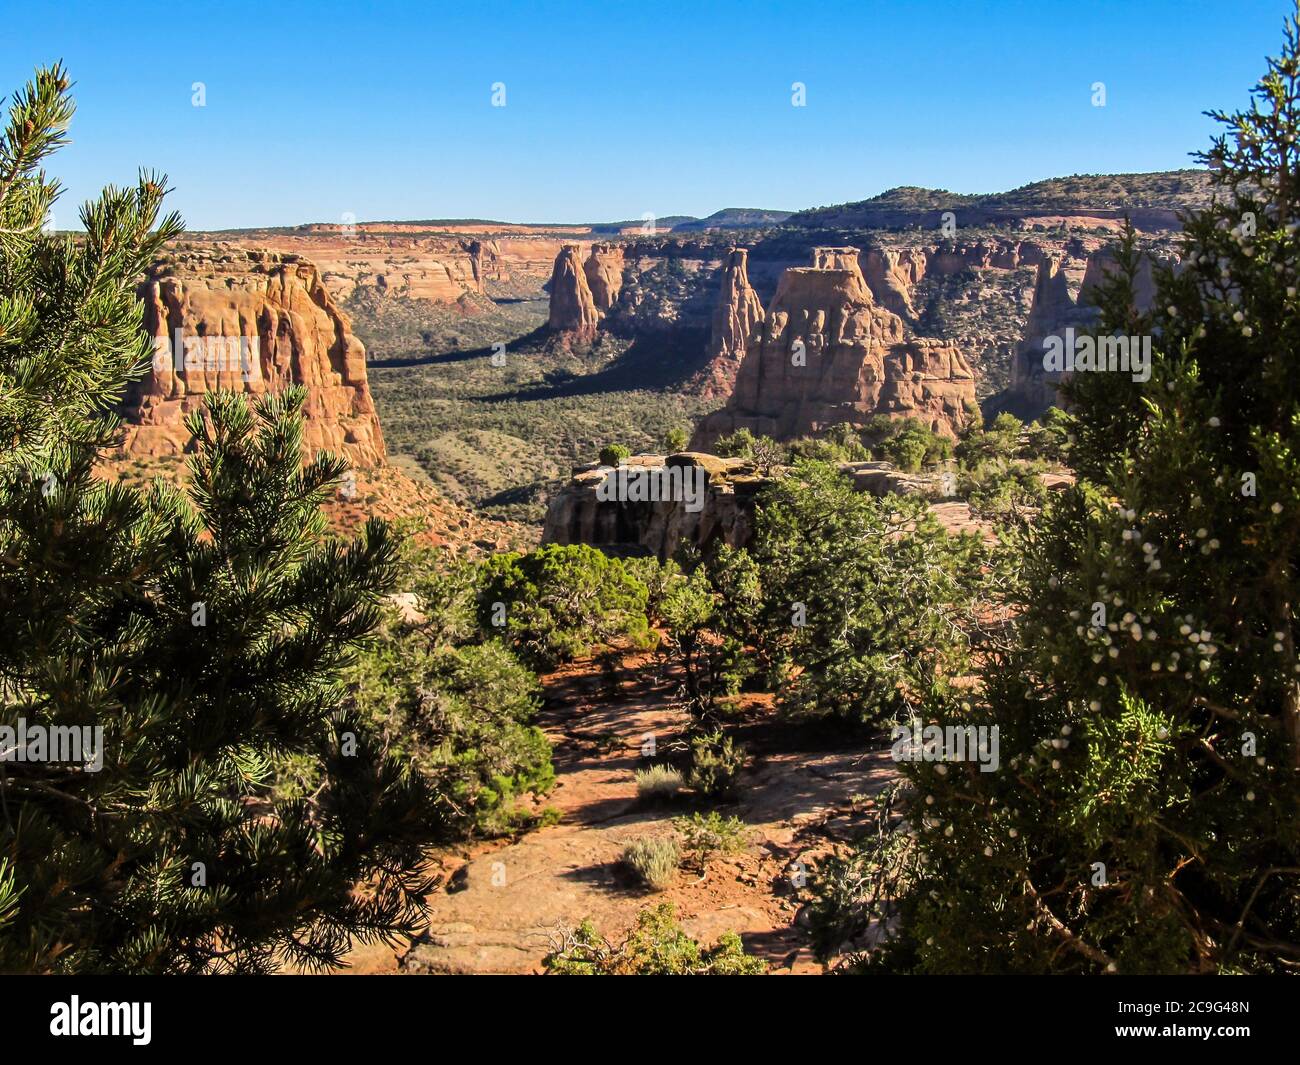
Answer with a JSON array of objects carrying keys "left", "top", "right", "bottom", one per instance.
[
  {"left": 188, "top": 170, "right": 1209, "bottom": 237},
  {"left": 787, "top": 169, "right": 1212, "bottom": 229}
]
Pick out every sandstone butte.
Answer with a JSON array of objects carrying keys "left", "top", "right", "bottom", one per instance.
[
  {"left": 117, "top": 247, "right": 386, "bottom": 468},
  {"left": 545, "top": 244, "right": 600, "bottom": 341},
  {"left": 690, "top": 246, "right": 977, "bottom": 450}
]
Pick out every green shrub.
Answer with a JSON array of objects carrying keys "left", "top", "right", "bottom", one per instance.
[
  {"left": 714, "top": 427, "right": 758, "bottom": 458},
  {"left": 599, "top": 442, "right": 631, "bottom": 466},
  {"left": 623, "top": 555, "right": 683, "bottom": 624},
  {"left": 635, "top": 764, "right": 685, "bottom": 803},
  {"left": 686, "top": 730, "right": 746, "bottom": 798},
  {"left": 674, "top": 811, "right": 748, "bottom": 871},
  {"left": 657, "top": 565, "right": 748, "bottom": 721},
  {"left": 478, "top": 544, "right": 653, "bottom": 669},
  {"left": 752, "top": 460, "right": 983, "bottom": 726},
  {"left": 621, "top": 836, "right": 680, "bottom": 890},
  {"left": 665, "top": 427, "right": 689, "bottom": 452},
  {"left": 544, "top": 902, "right": 766, "bottom": 974},
  {"left": 341, "top": 548, "right": 555, "bottom": 838}
]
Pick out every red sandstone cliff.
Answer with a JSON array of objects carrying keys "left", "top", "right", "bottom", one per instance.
[{"left": 583, "top": 242, "right": 626, "bottom": 312}]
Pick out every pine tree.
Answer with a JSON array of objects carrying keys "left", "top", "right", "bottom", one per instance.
[
  {"left": 816, "top": 9, "right": 1300, "bottom": 974},
  {"left": 0, "top": 67, "right": 439, "bottom": 972}
]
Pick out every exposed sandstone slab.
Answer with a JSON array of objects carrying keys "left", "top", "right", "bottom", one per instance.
[{"left": 541, "top": 452, "right": 925, "bottom": 560}]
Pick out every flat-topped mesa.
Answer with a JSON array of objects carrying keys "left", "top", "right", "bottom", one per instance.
[
  {"left": 546, "top": 244, "right": 599, "bottom": 341},
  {"left": 583, "top": 242, "right": 625, "bottom": 312},
  {"left": 698, "top": 248, "right": 766, "bottom": 399},
  {"left": 690, "top": 246, "right": 975, "bottom": 449},
  {"left": 118, "top": 247, "right": 386, "bottom": 467}
]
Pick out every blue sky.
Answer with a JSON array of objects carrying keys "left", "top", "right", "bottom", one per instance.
[{"left": 1, "top": 0, "right": 1290, "bottom": 229}]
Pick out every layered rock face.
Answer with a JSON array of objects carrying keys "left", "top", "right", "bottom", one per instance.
[
  {"left": 690, "top": 247, "right": 975, "bottom": 449},
  {"left": 1079, "top": 245, "right": 1158, "bottom": 308},
  {"left": 542, "top": 453, "right": 926, "bottom": 559},
  {"left": 698, "top": 248, "right": 765, "bottom": 398},
  {"left": 118, "top": 248, "right": 386, "bottom": 467},
  {"left": 583, "top": 242, "right": 625, "bottom": 312},
  {"left": 546, "top": 244, "right": 600, "bottom": 340}
]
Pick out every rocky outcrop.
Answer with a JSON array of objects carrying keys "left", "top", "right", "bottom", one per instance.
[
  {"left": 541, "top": 453, "right": 925, "bottom": 559},
  {"left": 546, "top": 244, "right": 599, "bottom": 341},
  {"left": 690, "top": 247, "right": 976, "bottom": 450},
  {"left": 118, "top": 248, "right": 386, "bottom": 467},
  {"left": 697, "top": 248, "right": 765, "bottom": 399},
  {"left": 542, "top": 453, "right": 759, "bottom": 559},
  {"left": 1079, "top": 245, "right": 1158, "bottom": 308},
  {"left": 583, "top": 242, "right": 625, "bottom": 312}
]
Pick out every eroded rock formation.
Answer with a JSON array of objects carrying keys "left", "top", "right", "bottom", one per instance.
[
  {"left": 862, "top": 247, "right": 919, "bottom": 319},
  {"left": 543, "top": 453, "right": 759, "bottom": 558},
  {"left": 1003, "top": 257, "right": 1082, "bottom": 415},
  {"left": 118, "top": 247, "right": 386, "bottom": 467},
  {"left": 690, "top": 247, "right": 976, "bottom": 449},
  {"left": 697, "top": 248, "right": 765, "bottom": 398},
  {"left": 546, "top": 244, "right": 599, "bottom": 341}
]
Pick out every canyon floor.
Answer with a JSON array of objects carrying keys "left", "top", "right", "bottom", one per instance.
[{"left": 339, "top": 647, "right": 896, "bottom": 976}]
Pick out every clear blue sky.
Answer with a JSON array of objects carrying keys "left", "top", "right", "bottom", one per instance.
[{"left": 1, "top": 0, "right": 1290, "bottom": 230}]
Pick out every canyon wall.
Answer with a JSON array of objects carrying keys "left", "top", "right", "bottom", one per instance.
[
  {"left": 996, "top": 246, "right": 1162, "bottom": 417},
  {"left": 118, "top": 247, "right": 386, "bottom": 467},
  {"left": 583, "top": 242, "right": 626, "bottom": 312}
]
